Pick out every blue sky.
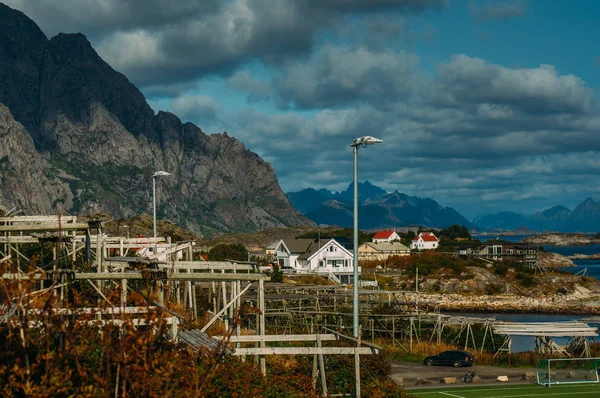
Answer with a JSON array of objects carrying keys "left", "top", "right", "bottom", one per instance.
[{"left": 6, "top": 0, "right": 600, "bottom": 219}]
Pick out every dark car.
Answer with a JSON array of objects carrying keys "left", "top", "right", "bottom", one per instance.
[
  {"left": 281, "top": 266, "right": 296, "bottom": 274},
  {"left": 423, "top": 350, "right": 474, "bottom": 367}
]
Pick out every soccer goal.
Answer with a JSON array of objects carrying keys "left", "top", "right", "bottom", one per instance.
[{"left": 537, "top": 357, "right": 600, "bottom": 386}]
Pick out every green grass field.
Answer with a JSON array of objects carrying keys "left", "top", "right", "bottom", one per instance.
[{"left": 409, "top": 383, "right": 600, "bottom": 397}]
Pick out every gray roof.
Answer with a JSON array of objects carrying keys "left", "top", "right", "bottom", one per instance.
[
  {"left": 266, "top": 241, "right": 279, "bottom": 250},
  {"left": 297, "top": 239, "right": 335, "bottom": 260},
  {"left": 281, "top": 239, "right": 315, "bottom": 254},
  {"left": 363, "top": 242, "right": 410, "bottom": 251}
]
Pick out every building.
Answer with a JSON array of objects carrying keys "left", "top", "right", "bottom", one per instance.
[
  {"left": 273, "top": 238, "right": 356, "bottom": 284},
  {"left": 477, "top": 243, "right": 538, "bottom": 267},
  {"left": 358, "top": 241, "right": 410, "bottom": 261},
  {"left": 372, "top": 230, "right": 401, "bottom": 243},
  {"left": 410, "top": 232, "right": 439, "bottom": 250}
]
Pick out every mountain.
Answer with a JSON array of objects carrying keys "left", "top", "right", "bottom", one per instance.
[
  {"left": 287, "top": 181, "right": 386, "bottom": 214},
  {"left": 529, "top": 205, "right": 571, "bottom": 231},
  {"left": 0, "top": 3, "right": 313, "bottom": 236},
  {"left": 472, "top": 212, "right": 529, "bottom": 231},
  {"left": 292, "top": 183, "right": 472, "bottom": 229},
  {"left": 472, "top": 199, "right": 600, "bottom": 233},
  {"left": 286, "top": 188, "right": 333, "bottom": 214},
  {"left": 564, "top": 198, "right": 600, "bottom": 232}
]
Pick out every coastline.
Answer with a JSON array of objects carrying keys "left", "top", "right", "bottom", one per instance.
[{"left": 404, "top": 292, "right": 600, "bottom": 316}]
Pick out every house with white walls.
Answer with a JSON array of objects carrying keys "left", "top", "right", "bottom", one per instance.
[
  {"left": 273, "top": 239, "right": 314, "bottom": 270},
  {"left": 273, "top": 238, "right": 356, "bottom": 284},
  {"left": 410, "top": 232, "right": 439, "bottom": 250},
  {"left": 372, "top": 230, "right": 401, "bottom": 243}
]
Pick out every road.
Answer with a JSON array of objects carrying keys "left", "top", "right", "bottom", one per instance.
[{"left": 391, "top": 361, "right": 537, "bottom": 390}]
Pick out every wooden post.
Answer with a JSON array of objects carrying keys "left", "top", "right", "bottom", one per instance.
[
  {"left": 312, "top": 352, "right": 319, "bottom": 391},
  {"left": 221, "top": 270, "right": 228, "bottom": 332},
  {"left": 317, "top": 334, "right": 328, "bottom": 397},
  {"left": 259, "top": 276, "right": 266, "bottom": 375}
]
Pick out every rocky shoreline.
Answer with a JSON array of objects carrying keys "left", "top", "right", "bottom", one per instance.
[
  {"left": 405, "top": 291, "right": 600, "bottom": 315},
  {"left": 569, "top": 253, "right": 600, "bottom": 260},
  {"left": 522, "top": 233, "right": 600, "bottom": 247}
]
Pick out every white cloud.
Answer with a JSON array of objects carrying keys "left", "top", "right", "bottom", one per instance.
[
  {"left": 436, "top": 55, "right": 595, "bottom": 114},
  {"left": 171, "top": 95, "right": 223, "bottom": 122}
]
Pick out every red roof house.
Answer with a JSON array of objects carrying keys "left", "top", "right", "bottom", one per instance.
[{"left": 373, "top": 230, "right": 401, "bottom": 243}]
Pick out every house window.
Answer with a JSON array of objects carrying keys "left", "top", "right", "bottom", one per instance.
[
  {"left": 318, "top": 260, "right": 324, "bottom": 267},
  {"left": 327, "top": 260, "right": 343, "bottom": 267},
  {"left": 329, "top": 246, "right": 337, "bottom": 252}
]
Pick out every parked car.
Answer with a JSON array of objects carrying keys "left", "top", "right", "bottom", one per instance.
[
  {"left": 423, "top": 350, "right": 474, "bottom": 367},
  {"left": 281, "top": 266, "right": 296, "bottom": 274}
]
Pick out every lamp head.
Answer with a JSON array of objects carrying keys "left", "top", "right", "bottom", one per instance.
[
  {"left": 351, "top": 136, "right": 383, "bottom": 147},
  {"left": 151, "top": 171, "right": 171, "bottom": 178}
]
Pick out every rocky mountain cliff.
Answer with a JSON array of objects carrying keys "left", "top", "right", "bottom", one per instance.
[{"left": 0, "top": 3, "right": 313, "bottom": 236}]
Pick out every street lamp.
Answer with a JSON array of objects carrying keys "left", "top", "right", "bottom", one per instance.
[
  {"left": 350, "top": 136, "right": 383, "bottom": 338},
  {"left": 151, "top": 171, "right": 171, "bottom": 239}
]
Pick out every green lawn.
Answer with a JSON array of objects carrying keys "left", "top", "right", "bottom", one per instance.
[{"left": 408, "top": 383, "right": 600, "bottom": 398}]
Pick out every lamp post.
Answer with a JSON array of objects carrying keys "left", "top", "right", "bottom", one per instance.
[
  {"left": 350, "top": 136, "right": 382, "bottom": 338},
  {"left": 151, "top": 171, "right": 171, "bottom": 239}
]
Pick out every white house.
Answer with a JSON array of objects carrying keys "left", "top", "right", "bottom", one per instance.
[
  {"left": 372, "top": 230, "right": 401, "bottom": 243},
  {"left": 410, "top": 232, "right": 439, "bottom": 250},
  {"left": 273, "top": 239, "right": 313, "bottom": 270},
  {"left": 274, "top": 238, "right": 356, "bottom": 284}
]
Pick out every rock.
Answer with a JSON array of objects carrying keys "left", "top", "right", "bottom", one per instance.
[
  {"left": 440, "top": 377, "right": 457, "bottom": 384},
  {"left": 566, "top": 371, "right": 576, "bottom": 379},
  {"left": 391, "top": 376, "right": 404, "bottom": 387},
  {"left": 522, "top": 372, "right": 536, "bottom": 381},
  {"left": 415, "top": 378, "right": 432, "bottom": 385},
  {"left": 471, "top": 375, "right": 482, "bottom": 383},
  {"left": 497, "top": 375, "right": 509, "bottom": 382},
  {"left": 585, "top": 370, "right": 597, "bottom": 380}
]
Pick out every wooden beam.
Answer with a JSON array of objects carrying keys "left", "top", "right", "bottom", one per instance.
[
  {"left": 213, "top": 334, "right": 337, "bottom": 343},
  {"left": 231, "top": 347, "right": 378, "bottom": 356},
  {"left": 0, "top": 222, "right": 93, "bottom": 232},
  {"left": 1, "top": 272, "right": 269, "bottom": 282}
]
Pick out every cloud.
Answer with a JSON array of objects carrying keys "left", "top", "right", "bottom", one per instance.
[
  {"left": 227, "top": 70, "right": 272, "bottom": 102},
  {"left": 171, "top": 95, "right": 223, "bottom": 122},
  {"left": 5, "top": 0, "right": 448, "bottom": 87},
  {"left": 276, "top": 46, "right": 422, "bottom": 109},
  {"left": 435, "top": 55, "right": 595, "bottom": 115},
  {"left": 469, "top": 0, "right": 528, "bottom": 22}
]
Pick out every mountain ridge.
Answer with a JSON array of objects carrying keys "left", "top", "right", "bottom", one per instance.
[
  {"left": 288, "top": 183, "right": 600, "bottom": 233},
  {"left": 289, "top": 182, "right": 472, "bottom": 229}
]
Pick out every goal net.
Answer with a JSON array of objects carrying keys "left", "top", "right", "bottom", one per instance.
[{"left": 537, "top": 357, "right": 600, "bottom": 386}]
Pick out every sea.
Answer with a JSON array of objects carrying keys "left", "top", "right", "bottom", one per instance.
[{"left": 459, "top": 234, "right": 600, "bottom": 351}]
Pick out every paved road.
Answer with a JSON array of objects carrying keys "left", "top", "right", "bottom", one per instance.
[{"left": 391, "top": 361, "right": 537, "bottom": 390}]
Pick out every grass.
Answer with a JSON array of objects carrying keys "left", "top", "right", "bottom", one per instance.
[{"left": 408, "top": 383, "right": 600, "bottom": 397}]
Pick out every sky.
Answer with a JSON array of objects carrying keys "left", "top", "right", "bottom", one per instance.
[{"left": 5, "top": 0, "right": 600, "bottom": 220}]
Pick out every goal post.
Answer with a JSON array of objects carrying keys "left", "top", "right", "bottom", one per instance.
[{"left": 537, "top": 357, "right": 600, "bottom": 386}]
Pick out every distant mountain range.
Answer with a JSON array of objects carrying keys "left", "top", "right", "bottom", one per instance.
[
  {"left": 287, "top": 182, "right": 472, "bottom": 230},
  {"left": 472, "top": 199, "right": 600, "bottom": 233},
  {"left": 287, "top": 182, "right": 600, "bottom": 233}
]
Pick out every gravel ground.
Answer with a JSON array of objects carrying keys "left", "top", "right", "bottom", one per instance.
[{"left": 391, "top": 361, "right": 537, "bottom": 390}]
